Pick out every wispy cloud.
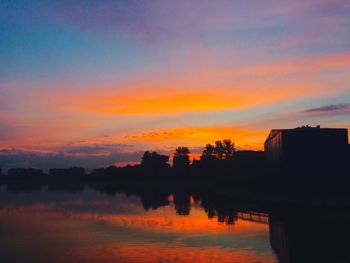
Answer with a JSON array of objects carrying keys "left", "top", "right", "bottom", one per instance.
[
  {"left": 12, "top": 52, "right": 350, "bottom": 116},
  {"left": 304, "top": 103, "right": 350, "bottom": 113},
  {"left": 0, "top": 146, "right": 144, "bottom": 172}
]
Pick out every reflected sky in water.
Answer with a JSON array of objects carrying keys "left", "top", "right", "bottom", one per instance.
[{"left": 0, "top": 185, "right": 277, "bottom": 263}]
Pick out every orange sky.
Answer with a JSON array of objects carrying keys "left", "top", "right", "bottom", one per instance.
[{"left": 1, "top": 0, "right": 350, "bottom": 168}]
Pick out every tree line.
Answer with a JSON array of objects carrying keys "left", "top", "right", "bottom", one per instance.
[
  {"left": 140, "top": 139, "right": 235, "bottom": 172},
  {"left": 2, "top": 139, "right": 266, "bottom": 178}
]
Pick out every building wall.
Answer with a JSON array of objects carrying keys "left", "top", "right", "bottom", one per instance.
[
  {"left": 264, "top": 128, "right": 348, "bottom": 170},
  {"left": 264, "top": 131, "right": 283, "bottom": 165},
  {"left": 282, "top": 129, "right": 348, "bottom": 167}
]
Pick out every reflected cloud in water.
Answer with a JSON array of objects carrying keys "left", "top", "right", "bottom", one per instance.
[{"left": 1, "top": 185, "right": 350, "bottom": 263}]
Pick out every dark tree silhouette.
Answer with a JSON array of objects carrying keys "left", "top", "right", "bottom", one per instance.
[
  {"left": 197, "top": 140, "right": 236, "bottom": 177},
  {"left": 141, "top": 151, "right": 152, "bottom": 166},
  {"left": 223, "top": 139, "right": 235, "bottom": 159},
  {"left": 200, "top": 143, "right": 218, "bottom": 167},
  {"left": 212, "top": 139, "right": 235, "bottom": 160},
  {"left": 49, "top": 167, "right": 85, "bottom": 177},
  {"left": 174, "top": 147, "right": 190, "bottom": 158},
  {"left": 202, "top": 143, "right": 215, "bottom": 157},
  {"left": 214, "top": 140, "right": 225, "bottom": 159},
  {"left": 8, "top": 168, "right": 44, "bottom": 177},
  {"left": 141, "top": 151, "right": 170, "bottom": 176},
  {"left": 173, "top": 147, "right": 190, "bottom": 174}
]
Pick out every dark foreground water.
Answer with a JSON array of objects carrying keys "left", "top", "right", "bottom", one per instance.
[{"left": 1, "top": 184, "right": 350, "bottom": 263}]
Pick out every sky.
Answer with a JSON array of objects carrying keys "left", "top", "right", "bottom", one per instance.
[{"left": 1, "top": 0, "right": 350, "bottom": 170}]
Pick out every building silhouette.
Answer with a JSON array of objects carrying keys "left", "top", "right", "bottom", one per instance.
[{"left": 264, "top": 126, "right": 348, "bottom": 170}]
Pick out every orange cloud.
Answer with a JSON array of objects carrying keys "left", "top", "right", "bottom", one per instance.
[
  {"left": 235, "top": 52, "right": 350, "bottom": 76},
  {"left": 78, "top": 126, "right": 268, "bottom": 151},
  {"left": 4, "top": 52, "right": 349, "bottom": 154},
  {"left": 26, "top": 53, "right": 350, "bottom": 116}
]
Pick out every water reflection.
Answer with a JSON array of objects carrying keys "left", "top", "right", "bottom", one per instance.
[
  {"left": 1, "top": 183, "right": 350, "bottom": 263},
  {"left": 269, "top": 213, "right": 350, "bottom": 263}
]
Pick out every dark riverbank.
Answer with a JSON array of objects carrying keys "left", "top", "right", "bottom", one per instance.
[{"left": 2, "top": 170, "right": 350, "bottom": 210}]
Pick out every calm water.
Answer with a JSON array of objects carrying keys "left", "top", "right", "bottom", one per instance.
[{"left": 1, "top": 184, "right": 350, "bottom": 263}]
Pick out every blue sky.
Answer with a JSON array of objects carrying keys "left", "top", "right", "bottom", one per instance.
[{"left": 1, "top": 0, "right": 349, "bottom": 169}]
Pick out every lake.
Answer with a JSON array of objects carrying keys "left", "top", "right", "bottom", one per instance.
[{"left": 1, "top": 183, "right": 349, "bottom": 263}]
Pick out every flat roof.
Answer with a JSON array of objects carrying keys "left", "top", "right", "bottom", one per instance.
[{"left": 264, "top": 126, "right": 348, "bottom": 144}]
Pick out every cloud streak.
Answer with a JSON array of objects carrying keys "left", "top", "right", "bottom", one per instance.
[
  {"left": 0, "top": 124, "right": 268, "bottom": 171},
  {"left": 0, "top": 145, "right": 144, "bottom": 172},
  {"left": 302, "top": 103, "right": 350, "bottom": 118},
  {"left": 304, "top": 103, "right": 349, "bottom": 113},
  {"left": 11, "top": 52, "right": 350, "bottom": 116}
]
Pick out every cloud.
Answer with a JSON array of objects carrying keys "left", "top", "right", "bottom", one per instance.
[
  {"left": 305, "top": 103, "right": 350, "bottom": 112},
  {"left": 0, "top": 145, "right": 144, "bottom": 172},
  {"left": 26, "top": 0, "right": 349, "bottom": 44},
  {"left": 118, "top": 126, "right": 267, "bottom": 152},
  {"left": 2, "top": 0, "right": 350, "bottom": 161},
  {"left": 13, "top": 52, "right": 350, "bottom": 117},
  {"left": 0, "top": 124, "right": 268, "bottom": 171},
  {"left": 304, "top": 103, "right": 350, "bottom": 113}
]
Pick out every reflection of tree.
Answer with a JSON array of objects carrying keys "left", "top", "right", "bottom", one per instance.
[
  {"left": 88, "top": 183, "right": 242, "bottom": 224},
  {"left": 140, "top": 190, "right": 170, "bottom": 211},
  {"left": 173, "top": 191, "right": 191, "bottom": 215},
  {"left": 201, "top": 194, "right": 238, "bottom": 225},
  {"left": 210, "top": 208, "right": 238, "bottom": 225},
  {"left": 6, "top": 182, "right": 45, "bottom": 192}
]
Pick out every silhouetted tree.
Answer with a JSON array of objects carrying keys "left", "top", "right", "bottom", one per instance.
[
  {"left": 141, "top": 151, "right": 170, "bottom": 176},
  {"left": 200, "top": 144, "right": 218, "bottom": 171},
  {"left": 202, "top": 144, "right": 215, "bottom": 158},
  {"left": 173, "top": 147, "right": 190, "bottom": 174},
  {"left": 223, "top": 139, "right": 235, "bottom": 159},
  {"left": 49, "top": 167, "right": 85, "bottom": 177},
  {"left": 174, "top": 147, "right": 190, "bottom": 158},
  {"left": 196, "top": 140, "right": 236, "bottom": 177},
  {"left": 141, "top": 151, "right": 152, "bottom": 166},
  {"left": 214, "top": 140, "right": 225, "bottom": 159},
  {"left": 213, "top": 139, "right": 235, "bottom": 160},
  {"left": 8, "top": 168, "right": 44, "bottom": 177}
]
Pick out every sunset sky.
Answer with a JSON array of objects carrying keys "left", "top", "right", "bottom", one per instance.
[{"left": 1, "top": 0, "right": 350, "bottom": 169}]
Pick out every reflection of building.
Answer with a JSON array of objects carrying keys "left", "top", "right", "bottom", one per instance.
[
  {"left": 269, "top": 212, "right": 350, "bottom": 263},
  {"left": 264, "top": 126, "right": 348, "bottom": 168},
  {"left": 269, "top": 219, "right": 290, "bottom": 263}
]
